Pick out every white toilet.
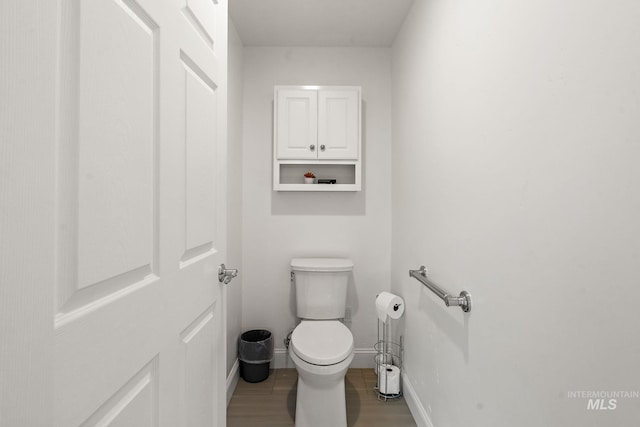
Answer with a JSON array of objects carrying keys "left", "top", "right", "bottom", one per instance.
[{"left": 289, "top": 258, "right": 355, "bottom": 427}]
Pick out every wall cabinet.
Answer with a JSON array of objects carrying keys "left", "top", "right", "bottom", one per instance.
[{"left": 274, "top": 86, "right": 361, "bottom": 191}]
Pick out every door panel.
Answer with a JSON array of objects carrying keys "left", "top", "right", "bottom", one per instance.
[
  {"left": 79, "top": 358, "right": 159, "bottom": 427},
  {"left": 53, "top": 1, "right": 227, "bottom": 426},
  {"left": 55, "top": 0, "right": 161, "bottom": 322},
  {"left": 180, "top": 305, "right": 216, "bottom": 427},
  {"left": 183, "top": 52, "right": 218, "bottom": 258},
  {"left": 182, "top": 0, "right": 217, "bottom": 50},
  {"left": 55, "top": 284, "right": 163, "bottom": 427},
  {"left": 75, "top": 0, "right": 158, "bottom": 291}
]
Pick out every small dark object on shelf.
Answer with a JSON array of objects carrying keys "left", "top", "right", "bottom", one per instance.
[{"left": 317, "top": 179, "right": 337, "bottom": 184}]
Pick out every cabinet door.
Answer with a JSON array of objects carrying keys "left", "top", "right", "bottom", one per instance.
[
  {"left": 318, "top": 89, "right": 360, "bottom": 159},
  {"left": 276, "top": 89, "right": 318, "bottom": 159}
]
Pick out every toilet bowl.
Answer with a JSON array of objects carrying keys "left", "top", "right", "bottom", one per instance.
[{"left": 289, "top": 320, "right": 354, "bottom": 427}]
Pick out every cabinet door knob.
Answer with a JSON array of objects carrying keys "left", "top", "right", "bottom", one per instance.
[
  {"left": 310, "top": 144, "right": 315, "bottom": 151},
  {"left": 320, "top": 144, "right": 326, "bottom": 151}
]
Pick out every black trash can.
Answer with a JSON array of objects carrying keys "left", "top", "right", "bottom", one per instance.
[{"left": 238, "top": 329, "right": 273, "bottom": 383}]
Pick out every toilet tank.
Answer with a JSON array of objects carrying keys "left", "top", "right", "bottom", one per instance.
[{"left": 291, "top": 258, "right": 353, "bottom": 320}]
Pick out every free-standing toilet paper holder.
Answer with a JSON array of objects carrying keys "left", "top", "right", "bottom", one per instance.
[
  {"left": 374, "top": 292, "right": 405, "bottom": 400},
  {"left": 374, "top": 335, "right": 403, "bottom": 400},
  {"left": 374, "top": 312, "right": 404, "bottom": 401}
]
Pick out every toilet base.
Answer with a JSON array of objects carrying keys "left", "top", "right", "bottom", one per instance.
[
  {"left": 290, "top": 348, "right": 354, "bottom": 427},
  {"left": 295, "top": 375, "right": 347, "bottom": 427}
]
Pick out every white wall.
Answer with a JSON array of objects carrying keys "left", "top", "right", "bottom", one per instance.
[
  {"left": 392, "top": 0, "right": 640, "bottom": 426},
  {"left": 242, "top": 47, "right": 392, "bottom": 366},
  {"left": 226, "top": 20, "right": 244, "bottom": 377}
]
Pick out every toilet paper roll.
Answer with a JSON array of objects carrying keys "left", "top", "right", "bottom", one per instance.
[
  {"left": 376, "top": 292, "right": 405, "bottom": 323},
  {"left": 373, "top": 352, "right": 393, "bottom": 375},
  {"left": 377, "top": 364, "right": 401, "bottom": 395}
]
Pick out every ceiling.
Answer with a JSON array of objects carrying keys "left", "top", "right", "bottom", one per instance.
[{"left": 229, "top": 0, "right": 415, "bottom": 47}]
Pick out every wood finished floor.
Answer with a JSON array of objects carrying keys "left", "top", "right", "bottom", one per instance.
[{"left": 227, "top": 368, "right": 417, "bottom": 427}]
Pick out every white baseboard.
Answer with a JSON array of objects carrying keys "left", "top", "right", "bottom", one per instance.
[
  {"left": 402, "top": 371, "right": 434, "bottom": 427},
  {"left": 272, "top": 347, "right": 377, "bottom": 369},
  {"left": 352, "top": 348, "right": 377, "bottom": 368},
  {"left": 273, "top": 349, "right": 293, "bottom": 369},
  {"left": 226, "top": 358, "right": 240, "bottom": 406}
]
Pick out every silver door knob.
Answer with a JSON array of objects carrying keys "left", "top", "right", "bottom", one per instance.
[
  {"left": 309, "top": 144, "right": 315, "bottom": 151},
  {"left": 320, "top": 144, "right": 325, "bottom": 151},
  {"left": 218, "top": 264, "right": 238, "bottom": 284}
]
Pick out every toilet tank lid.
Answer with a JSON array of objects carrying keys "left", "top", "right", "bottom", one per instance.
[{"left": 291, "top": 258, "right": 354, "bottom": 272}]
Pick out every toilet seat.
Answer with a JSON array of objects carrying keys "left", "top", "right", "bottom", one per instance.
[{"left": 291, "top": 320, "right": 353, "bottom": 366}]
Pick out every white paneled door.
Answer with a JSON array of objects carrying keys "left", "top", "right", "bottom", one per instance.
[{"left": 2, "top": 0, "right": 228, "bottom": 426}]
